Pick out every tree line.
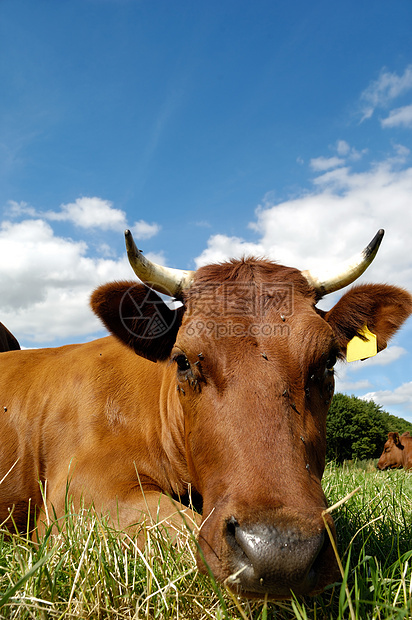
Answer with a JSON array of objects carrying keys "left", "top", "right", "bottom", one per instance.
[{"left": 326, "top": 393, "right": 412, "bottom": 463}]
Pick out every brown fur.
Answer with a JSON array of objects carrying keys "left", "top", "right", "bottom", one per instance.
[
  {"left": 377, "top": 432, "right": 412, "bottom": 470},
  {"left": 191, "top": 257, "right": 313, "bottom": 294},
  {"left": 0, "top": 257, "right": 411, "bottom": 599}
]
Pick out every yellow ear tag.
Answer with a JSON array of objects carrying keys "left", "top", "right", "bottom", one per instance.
[{"left": 346, "top": 325, "right": 377, "bottom": 363}]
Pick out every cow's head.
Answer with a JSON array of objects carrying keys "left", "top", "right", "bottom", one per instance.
[
  {"left": 377, "top": 431, "right": 405, "bottom": 470},
  {"left": 91, "top": 229, "right": 412, "bottom": 599}
]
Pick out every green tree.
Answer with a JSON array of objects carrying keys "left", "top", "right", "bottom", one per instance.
[
  {"left": 386, "top": 412, "right": 412, "bottom": 436},
  {"left": 326, "top": 393, "right": 389, "bottom": 462}
]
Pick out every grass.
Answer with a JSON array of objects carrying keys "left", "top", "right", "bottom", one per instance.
[{"left": 0, "top": 462, "right": 411, "bottom": 619}]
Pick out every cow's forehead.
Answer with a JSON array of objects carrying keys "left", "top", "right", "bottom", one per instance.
[
  {"left": 183, "top": 259, "right": 317, "bottom": 320},
  {"left": 177, "top": 292, "right": 334, "bottom": 368},
  {"left": 189, "top": 259, "right": 314, "bottom": 297},
  {"left": 174, "top": 259, "right": 337, "bottom": 370}
]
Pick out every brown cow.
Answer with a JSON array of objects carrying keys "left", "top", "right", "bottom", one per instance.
[
  {"left": 0, "top": 321, "right": 20, "bottom": 352},
  {"left": 0, "top": 229, "right": 411, "bottom": 600},
  {"left": 377, "top": 432, "right": 412, "bottom": 470}
]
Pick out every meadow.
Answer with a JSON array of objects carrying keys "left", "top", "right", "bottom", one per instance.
[{"left": 0, "top": 462, "right": 411, "bottom": 619}]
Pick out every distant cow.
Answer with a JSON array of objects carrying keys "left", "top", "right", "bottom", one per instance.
[
  {"left": 377, "top": 432, "right": 412, "bottom": 470},
  {"left": 0, "top": 228, "right": 411, "bottom": 600},
  {"left": 0, "top": 322, "right": 20, "bottom": 352}
]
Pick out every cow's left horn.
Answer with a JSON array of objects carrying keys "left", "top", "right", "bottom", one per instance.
[
  {"left": 301, "top": 229, "right": 385, "bottom": 296},
  {"left": 125, "top": 229, "right": 195, "bottom": 297}
]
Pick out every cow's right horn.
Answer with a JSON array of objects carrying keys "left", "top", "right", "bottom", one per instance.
[
  {"left": 301, "top": 229, "right": 385, "bottom": 296},
  {"left": 125, "top": 229, "right": 195, "bottom": 297}
]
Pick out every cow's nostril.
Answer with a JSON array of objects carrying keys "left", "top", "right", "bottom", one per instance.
[{"left": 226, "top": 516, "right": 239, "bottom": 537}]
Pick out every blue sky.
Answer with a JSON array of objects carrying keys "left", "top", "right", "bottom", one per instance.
[{"left": 1, "top": 0, "right": 412, "bottom": 420}]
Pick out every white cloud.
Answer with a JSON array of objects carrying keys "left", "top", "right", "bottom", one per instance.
[
  {"left": 361, "top": 382, "right": 412, "bottom": 411},
  {"left": 145, "top": 250, "right": 168, "bottom": 265},
  {"left": 195, "top": 234, "right": 264, "bottom": 268},
  {"left": 360, "top": 107, "right": 374, "bottom": 123},
  {"left": 310, "top": 156, "right": 345, "bottom": 171},
  {"left": 7, "top": 196, "right": 161, "bottom": 242},
  {"left": 336, "top": 140, "right": 350, "bottom": 156},
  {"left": 334, "top": 345, "right": 409, "bottom": 396},
  {"left": 360, "top": 64, "right": 412, "bottom": 121},
  {"left": 46, "top": 197, "right": 127, "bottom": 230},
  {"left": 304, "top": 142, "right": 366, "bottom": 177},
  {"left": 8, "top": 197, "right": 161, "bottom": 239},
  {"left": 0, "top": 218, "right": 134, "bottom": 344},
  {"left": 0, "top": 203, "right": 167, "bottom": 345},
  {"left": 335, "top": 377, "right": 373, "bottom": 393},
  {"left": 333, "top": 345, "right": 409, "bottom": 395},
  {"left": 196, "top": 156, "right": 412, "bottom": 292},
  {"left": 381, "top": 104, "right": 412, "bottom": 128},
  {"left": 131, "top": 219, "right": 161, "bottom": 240},
  {"left": 6, "top": 200, "right": 37, "bottom": 217},
  {"left": 393, "top": 143, "right": 411, "bottom": 158}
]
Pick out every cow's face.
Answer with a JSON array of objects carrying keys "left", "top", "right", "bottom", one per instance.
[
  {"left": 91, "top": 258, "right": 412, "bottom": 599},
  {"left": 171, "top": 265, "right": 338, "bottom": 598},
  {"left": 377, "top": 432, "right": 404, "bottom": 470}
]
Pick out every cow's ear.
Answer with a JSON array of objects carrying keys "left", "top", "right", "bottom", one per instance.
[
  {"left": 324, "top": 284, "right": 412, "bottom": 353},
  {"left": 90, "top": 281, "right": 184, "bottom": 362},
  {"left": 392, "top": 432, "right": 405, "bottom": 449}
]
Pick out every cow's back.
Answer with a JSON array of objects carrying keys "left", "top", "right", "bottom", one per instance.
[
  {"left": 0, "top": 340, "right": 89, "bottom": 527},
  {"left": 0, "top": 336, "right": 174, "bottom": 531}
]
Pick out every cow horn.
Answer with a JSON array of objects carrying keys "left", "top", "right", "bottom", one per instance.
[
  {"left": 301, "top": 229, "right": 385, "bottom": 296},
  {"left": 124, "top": 229, "right": 195, "bottom": 297}
]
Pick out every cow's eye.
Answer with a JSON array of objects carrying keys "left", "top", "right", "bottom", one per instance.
[
  {"left": 174, "top": 354, "right": 191, "bottom": 372},
  {"left": 326, "top": 352, "right": 337, "bottom": 370}
]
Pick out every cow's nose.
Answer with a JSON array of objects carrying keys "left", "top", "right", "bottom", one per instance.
[{"left": 225, "top": 516, "right": 328, "bottom": 598}]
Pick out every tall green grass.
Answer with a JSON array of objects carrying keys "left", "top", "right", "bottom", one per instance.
[{"left": 0, "top": 462, "right": 411, "bottom": 619}]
